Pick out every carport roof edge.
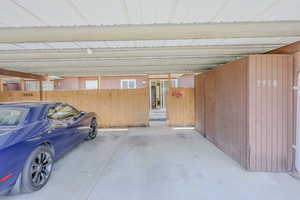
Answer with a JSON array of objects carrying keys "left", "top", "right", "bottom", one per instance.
[{"left": 0, "top": 21, "right": 300, "bottom": 43}]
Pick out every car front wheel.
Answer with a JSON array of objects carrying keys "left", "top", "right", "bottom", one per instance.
[{"left": 86, "top": 118, "right": 98, "bottom": 140}]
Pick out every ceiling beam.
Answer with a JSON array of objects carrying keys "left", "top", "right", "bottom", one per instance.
[
  {"left": 0, "top": 21, "right": 300, "bottom": 43},
  {"left": 4, "top": 64, "right": 218, "bottom": 77},
  {"left": 0, "top": 44, "right": 282, "bottom": 54},
  {"left": 0, "top": 68, "right": 46, "bottom": 80},
  {"left": 265, "top": 41, "right": 300, "bottom": 54},
  {"left": 27, "top": 69, "right": 201, "bottom": 76},
  {"left": 0, "top": 44, "right": 282, "bottom": 60},
  {"left": 0, "top": 57, "right": 232, "bottom": 69},
  {"left": 7, "top": 63, "right": 217, "bottom": 71}
]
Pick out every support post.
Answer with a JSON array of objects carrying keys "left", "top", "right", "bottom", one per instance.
[
  {"left": 0, "top": 78, "right": 3, "bottom": 92},
  {"left": 39, "top": 80, "right": 43, "bottom": 101},
  {"left": 167, "top": 74, "right": 172, "bottom": 126},
  {"left": 168, "top": 74, "right": 172, "bottom": 89},
  {"left": 146, "top": 75, "right": 150, "bottom": 126},
  {"left": 20, "top": 79, "right": 25, "bottom": 91},
  {"left": 97, "top": 75, "right": 101, "bottom": 90}
]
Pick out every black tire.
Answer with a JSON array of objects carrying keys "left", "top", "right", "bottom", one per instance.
[
  {"left": 21, "top": 146, "right": 54, "bottom": 193},
  {"left": 86, "top": 118, "right": 98, "bottom": 140}
]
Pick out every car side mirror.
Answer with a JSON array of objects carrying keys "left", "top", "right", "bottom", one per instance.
[{"left": 73, "top": 112, "right": 85, "bottom": 121}]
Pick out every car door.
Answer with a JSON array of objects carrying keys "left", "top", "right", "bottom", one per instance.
[
  {"left": 46, "top": 104, "right": 81, "bottom": 158},
  {"left": 63, "top": 104, "right": 90, "bottom": 142}
]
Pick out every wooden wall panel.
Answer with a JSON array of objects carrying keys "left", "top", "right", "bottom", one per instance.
[
  {"left": 214, "top": 58, "right": 248, "bottom": 168},
  {"left": 194, "top": 75, "right": 206, "bottom": 135},
  {"left": 248, "top": 55, "right": 294, "bottom": 172},
  {"left": 204, "top": 71, "right": 216, "bottom": 142},
  {"left": 194, "top": 55, "right": 294, "bottom": 172},
  {"left": 167, "top": 88, "right": 195, "bottom": 126},
  {"left": 0, "top": 89, "right": 149, "bottom": 128},
  {"left": 0, "top": 91, "right": 40, "bottom": 102}
]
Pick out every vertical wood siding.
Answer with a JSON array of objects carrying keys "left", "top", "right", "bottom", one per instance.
[
  {"left": 214, "top": 58, "right": 248, "bottom": 168},
  {"left": 0, "top": 91, "right": 40, "bottom": 102},
  {"left": 204, "top": 71, "right": 216, "bottom": 142},
  {"left": 0, "top": 89, "right": 149, "bottom": 128},
  {"left": 194, "top": 74, "right": 206, "bottom": 135},
  {"left": 248, "top": 55, "right": 294, "bottom": 171},
  {"left": 167, "top": 88, "right": 195, "bottom": 126},
  {"left": 194, "top": 55, "right": 294, "bottom": 172}
]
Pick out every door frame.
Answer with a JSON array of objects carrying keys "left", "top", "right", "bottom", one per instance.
[
  {"left": 296, "top": 72, "right": 300, "bottom": 173},
  {"left": 149, "top": 79, "right": 168, "bottom": 111}
]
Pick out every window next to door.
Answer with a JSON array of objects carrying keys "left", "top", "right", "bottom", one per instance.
[
  {"left": 121, "top": 79, "right": 136, "bottom": 89},
  {"left": 85, "top": 80, "right": 98, "bottom": 90},
  {"left": 172, "top": 79, "right": 178, "bottom": 88}
]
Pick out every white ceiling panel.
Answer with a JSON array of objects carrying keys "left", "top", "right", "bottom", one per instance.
[
  {"left": 70, "top": 0, "right": 127, "bottom": 25},
  {"left": 0, "top": 0, "right": 299, "bottom": 27},
  {"left": 171, "top": 0, "right": 227, "bottom": 23},
  {"left": 140, "top": 0, "right": 174, "bottom": 24},
  {"left": 123, "top": 0, "right": 142, "bottom": 24},
  {"left": 258, "top": 0, "right": 300, "bottom": 21},
  {"left": 139, "top": 0, "right": 163, "bottom": 24},
  {"left": 213, "top": 0, "right": 277, "bottom": 22},
  {"left": 0, "top": 0, "right": 43, "bottom": 27},
  {"left": 14, "top": 0, "right": 86, "bottom": 26}
]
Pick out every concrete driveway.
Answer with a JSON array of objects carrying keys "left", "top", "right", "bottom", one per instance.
[{"left": 3, "top": 127, "right": 300, "bottom": 200}]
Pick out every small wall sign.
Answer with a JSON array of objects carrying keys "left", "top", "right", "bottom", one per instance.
[
  {"left": 172, "top": 91, "right": 183, "bottom": 97},
  {"left": 22, "top": 92, "right": 34, "bottom": 97}
]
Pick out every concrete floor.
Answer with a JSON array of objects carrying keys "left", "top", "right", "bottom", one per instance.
[{"left": 3, "top": 127, "right": 300, "bottom": 200}]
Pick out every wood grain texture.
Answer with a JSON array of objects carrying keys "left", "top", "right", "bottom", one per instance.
[
  {"left": 167, "top": 88, "right": 195, "bottom": 126},
  {"left": 195, "top": 55, "right": 294, "bottom": 172},
  {"left": 248, "top": 55, "right": 294, "bottom": 172},
  {"left": 0, "top": 89, "right": 149, "bottom": 128},
  {"left": 194, "top": 74, "right": 206, "bottom": 135}
]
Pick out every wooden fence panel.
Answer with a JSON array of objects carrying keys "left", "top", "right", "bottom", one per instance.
[
  {"left": 0, "top": 91, "right": 40, "bottom": 102},
  {"left": 0, "top": 89, "right": 149, "bottom": 128},
  {"left": 167, "top": 88, "right": 195, "bottom": 126}
]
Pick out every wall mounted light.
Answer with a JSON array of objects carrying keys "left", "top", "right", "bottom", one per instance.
[{"left": 86, "top": 48, "right": 93, "bottom": 55}]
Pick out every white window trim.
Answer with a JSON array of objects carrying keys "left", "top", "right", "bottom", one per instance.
[
  {"left": 172, "top": 79, "right": 178, "bottom": 88},
  {"left": 120, "top": 79, "right": 137, "bottom": 89},
  {"left": 85, "top": 80, "right": 98, "bottom": 90}
]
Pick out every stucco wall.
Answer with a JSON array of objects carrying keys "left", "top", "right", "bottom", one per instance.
[
  {"left": 100, "top": 75, "right": 147, "bottom": 89},
  {"left": 178, "top": 74, "right": 194, "bottom": 88},
  {"left": 2, "top": 74, "right": 194, "bottom": 91},
  {"left": 54, "top": 77, "right": 80, "bottom": 90},
  {"left": 53, "top": 75, "right": 148, "bottom": 90}
]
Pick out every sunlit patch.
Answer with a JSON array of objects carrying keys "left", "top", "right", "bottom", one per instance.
[
  {"left": 173, "top": 127, "right": 194, "bottom": 130},
  {"left": 98, "top": 128, "right": 129, "bottom": 132}
]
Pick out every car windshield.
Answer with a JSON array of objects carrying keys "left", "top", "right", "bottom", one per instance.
[{"left": 0, "top": 108, "right": 24, "bottom": 126}]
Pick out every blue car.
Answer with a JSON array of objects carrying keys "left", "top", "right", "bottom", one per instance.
[{"left": 0, "top": 102, "right": 98, "bottom": 195}]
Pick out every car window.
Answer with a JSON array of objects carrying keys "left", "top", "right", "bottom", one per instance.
[
  {"left": 47, "top": 105, "right": 80, "bottom": 120},
  {"left": 0, "top": 108, "right": 24, "bottom": 126}
]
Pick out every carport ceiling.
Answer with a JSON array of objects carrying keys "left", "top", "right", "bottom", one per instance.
[{"left": 0, "top": 0, "right": 300, "bottom": 75}]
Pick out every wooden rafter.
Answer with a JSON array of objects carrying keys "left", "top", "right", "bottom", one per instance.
[{"left": 0, "top": 68, "right": 46, "bottom": 80}]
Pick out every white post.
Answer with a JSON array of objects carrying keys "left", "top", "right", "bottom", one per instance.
[{"left": 296, "top": 72, "right": 300, "bottom": 173}]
